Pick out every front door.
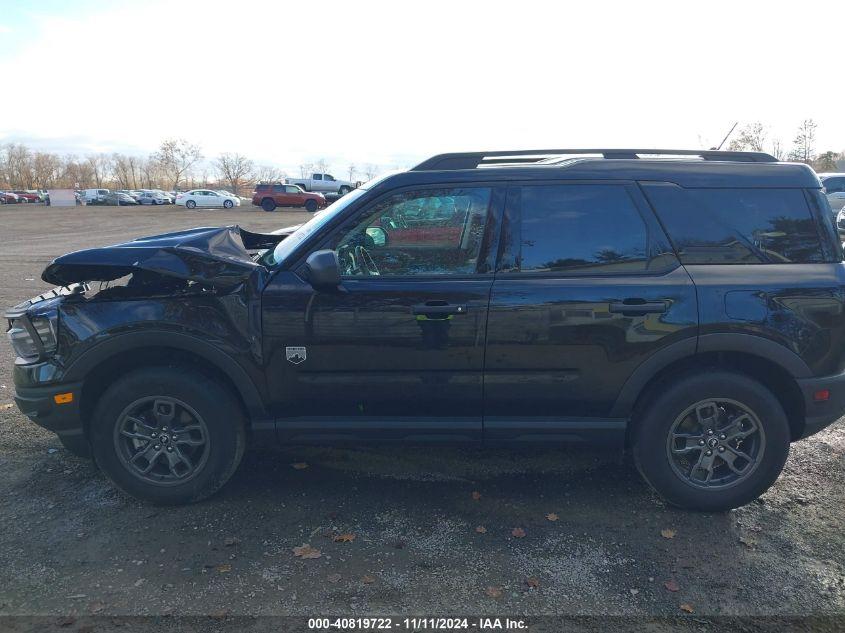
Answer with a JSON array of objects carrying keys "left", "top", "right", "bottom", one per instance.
[
  {"left": 262, "top": 185, "right": 503, "bottom": 442},
  {"left": 484, "top": 182, "right": 698, "bottom": 443}
]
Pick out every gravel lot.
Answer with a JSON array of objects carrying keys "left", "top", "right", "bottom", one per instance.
[{"left": 0, "top": 204, "right": 844, "bottom": 631}]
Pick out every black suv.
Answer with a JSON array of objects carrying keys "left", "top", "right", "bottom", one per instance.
[{"left": 7, "top": 149, "right": 845, "bottom": 510}]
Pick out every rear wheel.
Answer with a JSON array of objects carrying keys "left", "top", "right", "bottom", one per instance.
[
  {"left": 304, "top": 199, "right": 318, "bottom": 213},
  {"left": 185, "top": 200, "right": 196, "bottom": 209},
  {"left": 261, "top": 198, "right": 276, "bottom": 212},
  {"left": 90, "top": 367, "right": 246, "bottom": 505},
  {"left": 632, "top": 371, "right": 790, "bottom": 511}
]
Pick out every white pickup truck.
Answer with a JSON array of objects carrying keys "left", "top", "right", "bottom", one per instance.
[{"left": 286, "top": 173, "right": 356, "bottom": 195}]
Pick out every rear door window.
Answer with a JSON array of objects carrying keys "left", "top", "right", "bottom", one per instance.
[
  {"left": 642, "top": 184, "right": 825, "bottom": 264},
  {"left": 515, "top": 184, "right": 651, "bottom": 274}
]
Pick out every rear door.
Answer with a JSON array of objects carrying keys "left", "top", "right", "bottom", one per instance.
[{"left": 483, "top": 182, "right": 698, "bottom": 443}]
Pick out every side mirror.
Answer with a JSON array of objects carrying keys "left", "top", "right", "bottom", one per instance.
[
  {"left": 365, "top": 226, "right": 387, "bottom": 247},
  {"left": 304, "top": 249, "right": 340, "bottom": 289}
]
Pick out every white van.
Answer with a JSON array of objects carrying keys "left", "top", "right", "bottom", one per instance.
[{"left": 80, "top": 188, "right": 109, "bottom": 205}]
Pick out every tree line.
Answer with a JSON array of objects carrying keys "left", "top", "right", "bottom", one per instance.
[
  {"left": 726, "top": 119, "right": 843, "bottom": 171},
  {"left": 0, "top": 138, "right": 382, "bottom": 195}
]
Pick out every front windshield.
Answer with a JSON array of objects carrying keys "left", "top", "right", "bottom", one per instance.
[{"left": 261, "top": 187, "right": 369, "bottom": 266}]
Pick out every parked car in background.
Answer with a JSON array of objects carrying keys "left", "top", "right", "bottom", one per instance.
[
  {"left": 820, "top": 173, "right": 845, "bottom": 213},
  {"left": 1, "top": 191, "right": 21, "bottom": 204},
  {"left": 252, "top": 183, "right": 326, "bottom": 212},
  {"left": 175, "top": 189, "right": 240, "bottom": 209},
  {"left": 12, "top": 191, "right": 41, "bottom": 203},
  {"left": 137, "top": 191, "right": 169, "bottom": 205},
  {"left": 103, "top": 192, "right": 139, "bottom": 206},
  {"left": 287, "top": 173, "right": 356, "bottom": 195},
  {"left": 80, "top": 188, "right": 109, "bottom": 205},
  {"left": 115, "top": 190, "right": 142, "bottom": 202}
]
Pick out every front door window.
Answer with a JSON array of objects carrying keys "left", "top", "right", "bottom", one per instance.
[{"left": 332, "top": 188, "right": 492, "bottom": 276}]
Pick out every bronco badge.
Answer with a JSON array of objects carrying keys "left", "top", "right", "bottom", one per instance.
[{"left": 285, "top": 346, "right": 307, "bottom": 364}]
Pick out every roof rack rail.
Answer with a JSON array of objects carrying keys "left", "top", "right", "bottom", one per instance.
[{"left": 411, "top": 149, "right": 779, "bottom": 171}]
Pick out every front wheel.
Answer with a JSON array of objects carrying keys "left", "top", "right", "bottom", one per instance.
[
  {"left": 90, "top": 367, "right": 246, "bottom": 505},
  {"left": 632, "top": 371, "right": 790, "bottom": 511},
  {"left": 304, "top": 199, "right": 318, "bottom": 213},
  {"left": 339, "top": 186, "right": 351, "bottom": 195},
  {"left": 223, "top": 199, "right": 234, "bottom": 209},
  {"left": 185, "top": 200, "right": 196, "bottom": 209}
]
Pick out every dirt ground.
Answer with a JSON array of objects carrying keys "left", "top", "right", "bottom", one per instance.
[{"left": 0, "top": 204, "right": 844, "bottom": 631}]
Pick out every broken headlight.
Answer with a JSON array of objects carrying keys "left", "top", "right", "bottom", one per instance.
[{"left": 6, "top": 315, "right": 57, "bottom": 361}]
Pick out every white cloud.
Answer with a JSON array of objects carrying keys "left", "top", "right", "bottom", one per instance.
[{"left": 0, "top": 0, "right": 844, "bottom": 173}]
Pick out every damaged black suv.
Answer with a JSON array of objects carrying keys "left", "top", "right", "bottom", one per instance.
[{"left": 7, "top": 149, "right": 845, "bottom": 509}]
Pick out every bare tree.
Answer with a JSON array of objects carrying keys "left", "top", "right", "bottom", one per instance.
[
  {"left": 789, "top": 119, "right": 817, "bottom": 164},
  {"left": 153, "top": 138, "right": 203, "bottom": 190},
  {"left": 313, "top": 158, "right": 330, "bottom": 174},
  {"left": 727, "top": 122, "right": 767, "bottom": 152},
  {"left": 255, "top": 165, "right": 286, "bottom": 183},
  {"left": 347, "top": 163, "right": 357, "bottom": 181},
  {"left": 771, "top": 139, "right": 785, "bottom": 161},
  {"left": 214, "top": 153, "right": 255, "bottom": 196},
  {"left": 299, "top": 162, "right": 314, "bottom": 178},
  {"left": 363, "top": 163, "right": 379, "bottom": 180}
]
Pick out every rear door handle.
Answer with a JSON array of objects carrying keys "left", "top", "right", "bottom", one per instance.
[
  {"left": 411, "top": 302, "right": 468, "bottom": 316},
  {"left": 609, "top": 299, "right": 667, "bottom": 316}
]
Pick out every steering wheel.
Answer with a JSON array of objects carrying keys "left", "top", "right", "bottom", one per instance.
[{"left": 354, "top": 245, "right": 380, "bottom": 276}]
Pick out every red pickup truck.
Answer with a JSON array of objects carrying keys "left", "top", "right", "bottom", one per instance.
[{"left": 252, "top": 183, "right": 326, "bottom": 213}]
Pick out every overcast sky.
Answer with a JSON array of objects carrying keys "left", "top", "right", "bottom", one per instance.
[{"left": 1, "top": 0, "right": 843, "bottom": 176}]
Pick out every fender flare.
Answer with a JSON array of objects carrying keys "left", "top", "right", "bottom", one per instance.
[
  {"left": 609, "top": 333, "right": 811, "bottom": 418},
  {"left": 64, "top": 331, "right": 269, "bottom": 420}
]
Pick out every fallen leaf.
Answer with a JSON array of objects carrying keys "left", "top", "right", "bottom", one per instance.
[
  {"left": 291, "top": 462, "right": 309, "bottom": 470},
  {"left": 471, "top": 491, "right": 481, "bottom": 501},
  {"left": 216, "top": 564, "right": 232, "bottom": 573},
  {"left": 546, "top": 513, "right": 559, "bottom": 522},
  {"left": 211, "top": 609, "right": 229, "bottom": 620},
  {"left": 525, "top": 577, "right": 540, "bottom": 589},
  {"left": 475, "top": 526, "right": 487, "bottom": 534},
  {"left": 664, "top": 579, "right": 680, "bottom": 592},
  {"left": 511, "top": 527, "right": 526, "bottom": 538},
  {"left": 327, "top": 573, "right": 342, "bottom": 583},
  {"left": 333, "top": 533, "right": 356, "bottom": 543},
  {"left": 57, "top": 615, "right": 76, "bottom": 627},
  {"left": 485, "top": 586, "right": 503, "bottom": 599},
  {"left": 680, "top": 603, "right": 695, "bottom": 613},
  {"left": 224, "top": 537, "right": 239, "bottom": 547},
  {"left": 629, "top": 588, "right": 639, "bottom": 596},
  {"left": 393, "top": 540, "right": 405, "bottom": 549},
  {"left": 362, "top": 574, "right": 376, "bottom": 584},
  {"left": 661, "top": 528, "right": 676, "bottom": 539},
  {"left": 89, "top": 600, "right": 105, "bottom": 613},
  {"left": 292, "top": 544, "right": 322, "bottom": 559}
]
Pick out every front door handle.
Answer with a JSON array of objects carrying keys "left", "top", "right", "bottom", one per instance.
[
  {"left": 411, "top": 302, "right": 468, "bottom": 316},
  {"left": 609, "top": 299, "right": 667, "bottom": 316}
]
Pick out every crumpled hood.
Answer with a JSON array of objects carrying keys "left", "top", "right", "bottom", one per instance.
[{"left": 42, "top": 225, "right": 285, "bottom": 289}]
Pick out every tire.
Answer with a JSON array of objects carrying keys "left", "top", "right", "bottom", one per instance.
[
  {"left": 304, "top": 199, "right": 318, "bottom": 213},
  {"left": 185, "top": 200, "right": 196, "bottom": 209},
  {"left": 339, "top": 186, "right": 351, "bottom": 195},
  {"left": 90, "top": 367, "right": 246, "bottom": 505},
  {"left": 59, "top": 434, "right": 93, "bottom": 459},
  {"left": 223, "top": 199, "right": 234, "bottom": 209},
  {"left": 632, "top": 370, "right": 790, "bottom": 511},
  {"left": 19, "top": 197, "right": 27, "bottom": 203},
  {"left": 261, "top": 198, "right": 276, "bottom": 212}
]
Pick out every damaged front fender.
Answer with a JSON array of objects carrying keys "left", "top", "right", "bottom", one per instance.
[{"left": 42, "top": 226, "right": 285, "bottom": 290}]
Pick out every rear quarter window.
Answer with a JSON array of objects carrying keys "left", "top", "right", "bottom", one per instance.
[{"left": 642, "top": 184, "right": 826, "bottom": 264}]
